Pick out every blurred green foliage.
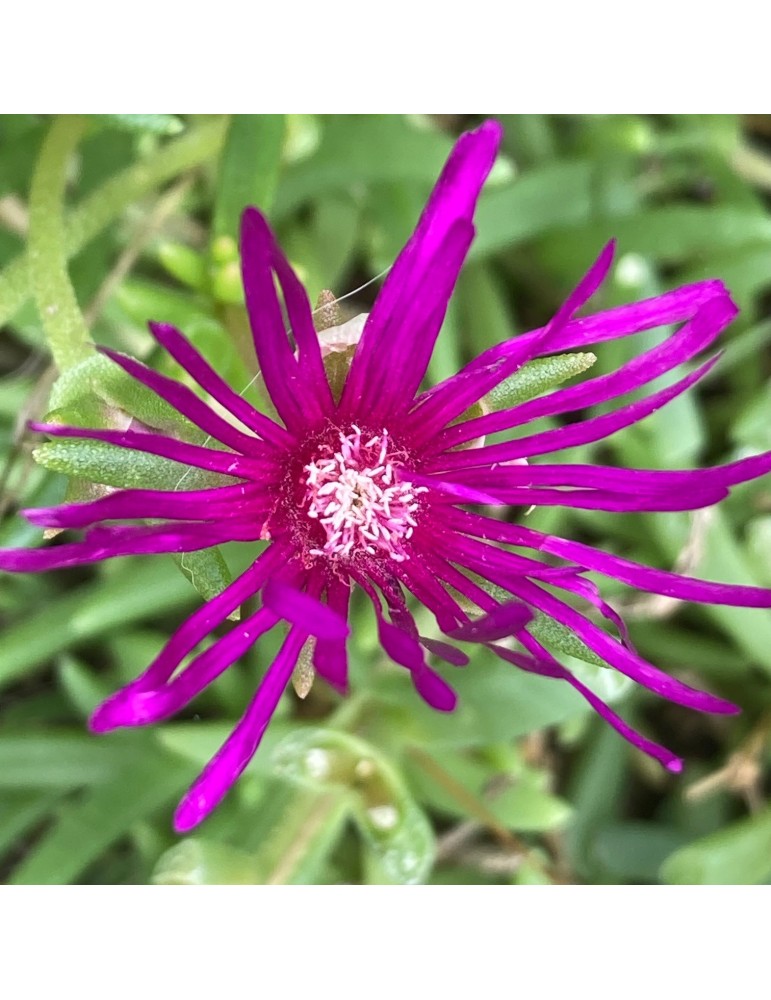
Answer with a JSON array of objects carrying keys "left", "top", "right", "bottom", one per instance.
[{"left": 1, "top": 114, "right": 771, "bottom": 884}]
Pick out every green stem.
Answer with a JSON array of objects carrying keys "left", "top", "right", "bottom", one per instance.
[
  {"left": 28, "top": 115, "right": 92, "bottom": 370},
  {"left": 0, "top": 117, "right": 227, "bottom": 333}
]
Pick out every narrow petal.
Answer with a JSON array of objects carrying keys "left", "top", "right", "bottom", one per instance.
[
  {"left": 263, "top": 577, "right": 350, "bottom": 640},
  {"left": 340, "top": 121, "right": 501, "bottom": 415},
  {"left": 23, "top": 482, "right": 269, "bottom": 529},
  {"left": 456, "top": 541, "right": 738, "bottom": 715},
  {"left": 349, "top": 566, "right": 457, "bottom": 708},
  {"left": 412, "top": 663, "right": 458, "bottom": 712},
  {"left": 415, "top": 278, "right": 729, "bottom": 416},
  {"left": 422, "top": 477, "right": 729, "bottom": 513},
  {"left": 447, "top": 601, "right": 533, "bottom": 641},
  {"left": 402, "top": 469, "right": 502, "bottom": 506},
  {"left": 408, "top": 241, "right": 615, "bottom": 441},
  {"left": 148, "top": 322, "right": 294, "bottom": 449},
  {"left": 420, "top": 637, "right": 470, "bottom": 667},
  {"left": 0, "top": 519, "right": 263, "bottom": 572},
  {"left": 448, "top": 450, "right": 771, "bottom": 495},
  {"left": 241, "top": 208, "right": 325, "bottom": 431},
  {"left": 259, "top": 225, "right": 335, "bottom": 411},
  {"left": 91, "top": 606, "right": 279, "bottom": 731},
  {"left": 490, "top": 639, "right": 683, "bottom": 772},
  {"left": 437, "top": 292, "right": 736, "bottom": 450},
  {"left": 389, "top": 551, "right": 469, "bottom": 635},
  {"left": 431, "top": 353, "right": 720, "bottom": 472},
  {"left": 89, "top": 545, "right": 286, "bottom": 715},
  {"left": 341, "top": 222, "right": 474, "bottom": 419},
  {"left": 99, "top": 347, "right": 269, "bottom": 456},
  {"left": 174, "top": 628, "right": 306, "bottom": 832},
  {"left": 312, "top": 575, "right": 352, "bottom": 694},
  {"left": 453, "top": 510, "right": 771, "bottom": 609}
]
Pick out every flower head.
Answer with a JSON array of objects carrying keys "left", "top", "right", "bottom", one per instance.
[{"left": 3, "top": 119, "right": 771, "bottom": 832}]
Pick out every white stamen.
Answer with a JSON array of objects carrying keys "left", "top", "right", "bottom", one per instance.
[{"left": 303, "top": 427, "right": 425, "bottom": 563}]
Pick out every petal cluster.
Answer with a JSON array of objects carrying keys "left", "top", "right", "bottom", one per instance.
[{"left": 3, "top": 120, "right": 771, "bottom": 832}]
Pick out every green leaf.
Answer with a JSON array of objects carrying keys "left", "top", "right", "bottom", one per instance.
[
  {"left": 528, "top": 611, "right": 608, "bottom": 668},
  {"left": 593, "top": 822, "right": 688, "bottom": 882},
  {"left": 0, "top": 558, "right": 194, "bottom": 691},
  {"left": 492, "top": 783, "right": 573, "bottom": 833},
  {"left": 213, "top": 115, "right": 286, "bottom": 238},
  {"left": 48, "top": 352, "right": 200, "bottom": 439},
  {"left": 57, "top": 654, "right": 112, "bottom": 717},
  {"left": 660, "top": 807, "right": 771, "bottom": 885},
  {"left": 271, "top": 727, "right": 435, "bottom": 884},
  {"left": 94, "top": 115, "right": 184, "bottom": 136},
  {"left": 152, "top": 837, "right": 265, "bottom": 884},
  {"left": 175, "top": 548, "right": 235, "bottom": 614},
  {"left": 0, "top": 791, "right": 63, "bottom": 858},
  {"left": 8, "top": 744, "right": 196, "bottom": 884},
  {"left": 33, "top": 436, "right": 227, "bottom": 491},
  {"left": 540, "top": 206, "right": 771, "bottom": 268},
  {"left": 0, "top": 731, "right": 139, "bottom": 789},
  {"left": 486, "top": 352, "right": 598, "bottom": 410}
]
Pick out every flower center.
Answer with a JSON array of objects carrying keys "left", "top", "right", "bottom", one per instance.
[{"left": 303, "top": 425, "right": 426, "bottom": 563}]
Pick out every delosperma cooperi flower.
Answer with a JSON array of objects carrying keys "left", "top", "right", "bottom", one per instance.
[{"left": 3, "top": 119, "right": 771, "bottom": 832}]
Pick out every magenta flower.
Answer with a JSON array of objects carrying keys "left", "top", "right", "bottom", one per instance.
[{"left": 3, "top": 120, "right": 771, "bottom": 832}]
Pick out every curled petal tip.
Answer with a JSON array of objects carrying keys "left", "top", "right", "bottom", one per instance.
[{"left": 666, "top": 757, "right": 685, "bottom": 775}]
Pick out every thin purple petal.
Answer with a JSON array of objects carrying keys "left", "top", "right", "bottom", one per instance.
[
  {"left": 447, "top": 601, "right": 533, "bottom": 642},
  {"left": 174, "top": 628, "right": 305, "bottom": 832},
  {"left": 491, "top": 638, "right": 683, "bottom": 773},
  {"left": 240, "top": 208, "right": 326, "bottom": 431},
  {"left": 340, "top": 120, "right": 501, "bottom": 416},
  {"left": 415, "top": 278, "right": 729, "bottom": 417},
  {"left": 409, "top": 240, "right": 615, "bottom": 441},
  {"left": 420, "top": 637, "right": 470, "bottom": 667},
  {"left": 431, "top": 352, "right": 720, "bottom": 472},
  {"left": 89, "top": 545, "right": 287, "bottom": 720},
  {"left": 453, "top": 509, "right": 771, "bottom": 609},
  {"left": 148, "top": 322, "right": 294, "bottom": 449},
  {"left": 263, "top": 577, "right": 350, "bottom": 640},
  {"left": 436, "top": 292, "right": 737, "bottom": 450},
  {"left": 455, "top": 540, "right": 739, "bottom": 715},
  {"left": 23, "top": 482, "right": 269, "bottom": 529},
  {"left": 99, "top": 347, "right": 269, "bottom": 456},
  {"left": 92, "top": 606, "right": 279, "bottom": 731},
  {"left": 312, "top": 575, "right": 352, "bottom": 694},
  {"left": 449, "top": 450, "right": 771, "bottom": 495}
]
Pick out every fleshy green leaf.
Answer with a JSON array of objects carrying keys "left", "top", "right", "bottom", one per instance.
[
  {"left": 175, "top": 549, "right": 236, "bottom": 617},
  {"left": 486, "top": 352, "right": 597, "bottom": 410},
  {"left": 152, "top": 837, "right": 265, "bottom": 884},
  {"left": 8, "top": 743, "right": 196, "bottom": 884},
  {"left": 33, "top": 437, "right": 226, "bottom": 491},
  {"left": 271, "top": 727, "right": 435, "bottom": 884},
  {"left": 47, "top": 351, "right": 200, "bottom": 439},
  {"left": 661, "top": 807, "right": 771, "bottom": 885}
]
